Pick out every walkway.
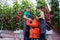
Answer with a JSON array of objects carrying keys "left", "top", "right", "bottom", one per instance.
[{"left": 0, "top": 30, "right": 60, "bottom": 40}]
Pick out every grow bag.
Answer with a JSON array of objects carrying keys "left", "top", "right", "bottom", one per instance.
[
  {"left": 29, "top": 28, "right": 40, "bottom": 38},
  {"left": 26, "top": 19, "right": 39, "bottom": 27}
]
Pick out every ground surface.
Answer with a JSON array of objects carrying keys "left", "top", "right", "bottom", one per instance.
[{"left": 0, "top": 30, "right": 60, "bottom": 40}]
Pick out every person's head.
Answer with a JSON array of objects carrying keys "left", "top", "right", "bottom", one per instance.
[
  {"left": 40, "top": 6, "right": 49, "bottom": 14},
  {"left": 40, "top": 6, "right": 45, "bottom": 11},
  {"left": 36, "top": 7, "right": 41, "bottom": 12},
  {"left": 36, "top": 6, "right": 46, "bottom": 12},
  {"left": 26, "top": 6, "right": 31, "bottom": 12}
]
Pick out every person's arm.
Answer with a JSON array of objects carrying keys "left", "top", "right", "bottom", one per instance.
[
  {"left": 23, "top": 15, "right": 31, "bottom": 20},
  {"left": 23, "top": 12, "right": 31, "bottom": 20}
]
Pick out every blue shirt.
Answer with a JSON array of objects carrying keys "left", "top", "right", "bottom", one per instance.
[{"left": 24, "top": 11, "right": 30, "bottom": 18}]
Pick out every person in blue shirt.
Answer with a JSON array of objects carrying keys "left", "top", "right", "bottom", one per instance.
[
  {"left": 36, "top": 6, "right": 47, "bottom": 40},
  {"left": 23, "top": 6, "right": 31, "bottom": 40}
]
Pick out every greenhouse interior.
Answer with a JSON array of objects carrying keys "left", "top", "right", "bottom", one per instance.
[{"left": 0, "top": 0, "right": 60, "bottom": 40}]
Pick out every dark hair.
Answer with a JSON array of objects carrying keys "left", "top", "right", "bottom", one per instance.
[
  {"left": 36, "top": 6, "right": 44, "bottom": 9},
  {"left": 27, "top": 6, "right": 31, "bottom": 9},
  {"left": 36, "top": 7, "right": 40, "bottom": 9},
  {"left": 40, "top": 6, "right": 44, "bottom": 9}
]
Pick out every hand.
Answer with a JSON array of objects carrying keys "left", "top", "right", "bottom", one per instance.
[
  {"left": 36, "top": 16, "right": 39, "bottom": 20},
  {"left": 28, "top": 18, "right": 31, "bottom": 20}
]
